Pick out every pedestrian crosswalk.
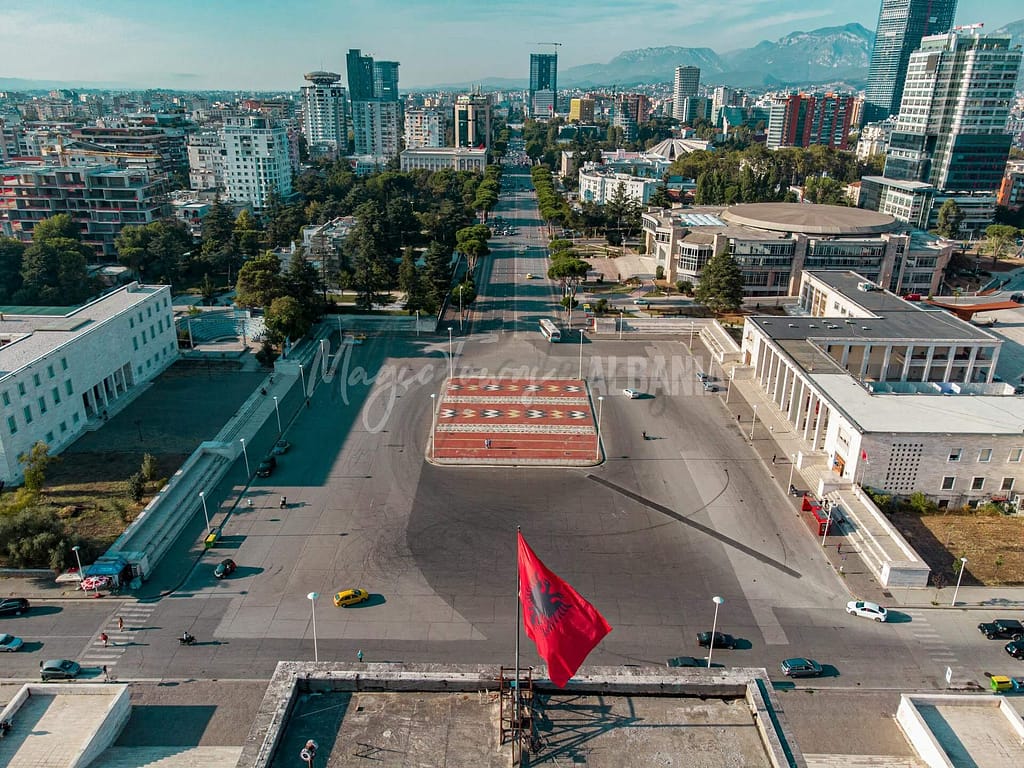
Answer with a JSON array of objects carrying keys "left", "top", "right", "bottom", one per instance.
[
  {"left": 902, "top": 608, "right": 968, "bottom": 685},
  {"left": 80, "top": 601, "right": 158, "bottom": 671}
]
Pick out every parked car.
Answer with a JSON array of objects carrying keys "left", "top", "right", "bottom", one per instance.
[
  {"left": 0, "top": 633, "right": 24, "bottom": 652},
  {"left": 846, "top": 600, "right": 888, "bottom": 622},
  {"left": 256, "top": 455, "right": 277, "bottom": 477},
  {"left": 271, "top": 440, "right": 291, "bottom": 455},
  {"left": 40, "top": 659, "right": 81, "bottom": 681},
  {"left": 702, "top": 381, "right": 718, "bottom": 392},
  {"left": 623, "top": 388, "right": 642, "bottom": 399},
  {"left": 214, "top": 559, "right": 236, "bottom": 579},
  {"left": 780, "top": 657, "right": 823, "bottom": 678},
  {"left": 667, "top": 655, "right": 704, "bottom": 668},
  {"left": 978, "top": 619, "right": 1024, "bottom": 640},
  {"left": 1005, "top": 640, "right": 1024, "bottom": 659},
  {"left": 333, "top": 588, "right": 370, "bottom": 607},
  {"left": 696, "top": 631, "right": 736, "bottom": 649},
  {"left": 696, "top": 372, "right": 709, "bottom": 382},
  {"left": 0, "top": 597, "right": 29, "bottom": 617}
]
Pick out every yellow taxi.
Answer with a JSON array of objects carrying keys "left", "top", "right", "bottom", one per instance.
[
  {"left": 525, "top": 273, "right": 535, "bottom": 279},
  {"left": 333, "top": 588, "right": 370, "bottom": 607}
]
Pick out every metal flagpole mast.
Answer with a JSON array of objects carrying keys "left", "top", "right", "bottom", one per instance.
[{"left": 514, "top": 525, "right": 521, "bottom": 765}]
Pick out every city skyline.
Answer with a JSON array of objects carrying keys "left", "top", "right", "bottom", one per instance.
[{"left": 2, "top": 0, "right": 1021, "bottom": 91}]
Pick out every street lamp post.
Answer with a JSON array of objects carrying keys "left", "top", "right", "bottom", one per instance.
[
  {"left": 707, "top": 596, "right": 724, "bottom": 669},
  {"left": 239, "top": 438, "right": 250, "bottom": 477},
  {"left": 448, "top": 328, "right": 454, "bottom": 380},
  {"left": 689, "top": 321, "right": 695, "bottom": 348},
  {"left": 788, "top": 454, "right": 797, "bottom": 492},
  {"left": 596, "top": 395, "right": 604, "bottom": 461},
  {"left": 416, "top": 310, "right": 420, "bottom": 337},
  {"left": 430, "top": 393, "right": 438, "bottom": 459},
  {"left": 307, "top": 591, "right": 319, "bottom": 662},
  {"left": 725, "top": 369, "right": 734, "bottom": 404},
  {"left": 71, "top": 544, "right": 86, "bottom": 594},
  {"left": 578, "top": 329, "right": 585, "bottom": 380},
  {"left": 749, "top": 405, "right": 758, "bottom": 441},
  {"left": 951, "top": 557, "right": 967, "bottom": 606},
  {"left": 619, "top": 310, "right": 624, "bottom": 340},
  {"left": 821, "top": 503, "right": 833, "bottom": 548},
  {"left": 299, "top": 364, "right": 306, "bottom": 399},
  {"left": 199, "top": 491, "right": 210, "bottom": 531},
  {"left": 272, "top": 396, "right": 282, "bottom": 434}
]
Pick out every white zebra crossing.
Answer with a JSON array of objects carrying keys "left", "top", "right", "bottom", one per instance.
[
  {"left": 903, "top": 608, "right": 969, "bottom": 682},
  {"left": 79, "top": 601, "right": 158, "bottom": 667}
]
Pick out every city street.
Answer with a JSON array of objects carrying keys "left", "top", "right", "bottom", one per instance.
[{"left": 5, "top": 166, "right": 1022, "bottom": 697}]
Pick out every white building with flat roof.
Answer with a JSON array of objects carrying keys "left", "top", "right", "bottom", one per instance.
[
  {"left": 739, "top": 270, "right": 1024, "bottom": 507},
  {"left": 0, "top": 283, "right": 178, "bottom": 485},
  {"left": 399, "top": 147, "right": 487, "bottom": 173}
]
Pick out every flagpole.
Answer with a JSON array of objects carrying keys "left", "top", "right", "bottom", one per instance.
[{"left": 514, "top": 525, "right": 521, "bottom": 766}]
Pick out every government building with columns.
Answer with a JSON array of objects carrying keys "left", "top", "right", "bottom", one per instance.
[
  {"left": 0, "top": 283, "right": 177, "bottom": 485},
  {"left": 739, "top": 271, "right": 1024, "bottom": 508}
]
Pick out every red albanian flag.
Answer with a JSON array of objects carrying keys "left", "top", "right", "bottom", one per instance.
[{"left": 517, "top": 531, "right": 611, "bottom": 687}]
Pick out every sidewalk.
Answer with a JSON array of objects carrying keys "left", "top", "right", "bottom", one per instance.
[{"left": 714, "top": 360, "right": 1024, "bottom": 611}]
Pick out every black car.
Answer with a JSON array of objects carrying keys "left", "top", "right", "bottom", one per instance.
[
  {"left": 697, "top": 631, "right": 736, "bottom": 649},
  {"left": 0, "top": 597, "right": 30, "bottom": 617},
  {"left": 256, "top": 455, "right": 277, "bottom": 477},
  {"left": 214, "top": 558, "right": 236, "bottom": 579},
  {"left": 1006, "top": 640, "right": 1024, "bottom": 659},
  {"left": 978, "top": 619, "right": 1024, "bottom": 640}
]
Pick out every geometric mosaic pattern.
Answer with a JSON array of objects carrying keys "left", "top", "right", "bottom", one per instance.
[{"left": 430, "top": 377, "right": 601, "bottom": 466}]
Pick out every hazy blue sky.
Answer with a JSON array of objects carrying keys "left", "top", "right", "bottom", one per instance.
[{"left": 2, "top": 0, "right": 1020, "bottom": 89}]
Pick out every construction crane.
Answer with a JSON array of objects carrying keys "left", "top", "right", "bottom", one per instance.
[{"left": 530, "top": 42, "right": 563, "bottom": 52}]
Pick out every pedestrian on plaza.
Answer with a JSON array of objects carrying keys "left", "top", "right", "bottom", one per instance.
[
  {"left": 771, "top": 454, "right": 776, "bottom": 465},
  {"left": 357, "top": 650, "right": 364, "bottom": 663},
  {"left": 837, "top": 542, "right": 842, "bottom": 555},
  {"left": 485, "top": 439, "right": 492, "bottom": 449},
  {"left": 117, "top": 616, "right": 124, "bottom": 632},
  {"left": 737, "top": 414, "right": 741, "bottom": 423},
  {"left": 100, "top": 632, "right": 108, "bottom": 647},
  {"left": 102, "top": 665, "right": 108, "bottom": 682}
]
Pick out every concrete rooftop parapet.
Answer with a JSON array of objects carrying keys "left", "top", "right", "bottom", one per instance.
[
  {"left": 896, "top": 693, "right": 1024, "bottom": 768},
  {"left": 240, "top": 662, "right": 805, "bottom": 768}
]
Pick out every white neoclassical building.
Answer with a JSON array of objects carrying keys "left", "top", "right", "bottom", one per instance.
[
  {"left": 740, "top": 271, "right": 1024, "bottom": 507},
  {"left": 0, "top": 283, "right": 178, "bottom": 485}
]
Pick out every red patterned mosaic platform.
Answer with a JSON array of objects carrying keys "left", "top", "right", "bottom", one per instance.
[{"left": 429, "top": 377, "right": 601, "bottom": 466}]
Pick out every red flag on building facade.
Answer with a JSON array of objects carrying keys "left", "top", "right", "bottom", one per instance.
[{"left": 517, "top": 531, "right": 611, "bottom": 687}]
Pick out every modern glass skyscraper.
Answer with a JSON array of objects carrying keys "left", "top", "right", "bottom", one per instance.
[
  {"left": 863, "top": 0, "right": 958, "bottom": 124},
  {"left": 373, "top": 61, "right": 401, "bottom": 102},
  {"left": 529, "top": 53, "right": 558, "bottom": 118},
  {"left": 883, "top": 30, "right": 1021, "bottom": 192},
  {"left": 346, "top": 49, "right": 375, "bottom": 102}
]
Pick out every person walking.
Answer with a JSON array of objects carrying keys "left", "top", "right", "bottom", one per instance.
[
  {"left": 357, "top": 650, "right": 364, "bottom": 663},
  {"left": 99, "top": 632, "right": 108, "bottom": 647},
  {"left": 117, "top": 616, "right": 124, "bottom": 632},
  {"left": 771, "top": 454, "right": 776, "bottom": 465}
]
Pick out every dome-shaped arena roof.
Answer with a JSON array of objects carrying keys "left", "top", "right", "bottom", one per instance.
[{"left": 720, "top": 203, "right": 898, "bottom": 235}]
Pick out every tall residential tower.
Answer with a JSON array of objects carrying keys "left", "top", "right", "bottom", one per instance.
[
  {"left": 863, "top": 0, "right": 958, "bottom": 124},
  {"left": 300, "top": 71, "right": 347, "bottom": 159},
  {"left": 672, "top": 66, "right": 701, "bottom": 121}
]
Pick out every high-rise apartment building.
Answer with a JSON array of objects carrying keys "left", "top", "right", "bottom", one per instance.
[
  {"left": 301, "top": 71, "right": 348, "bottom": 159},
  {"left": 863, "top": 0, "right": 958, "bottom": 124},
  {"left": 0, "top": 164, "right": 168, "bottom": 257},
  {"left": 568, "top": 98, "right": 595, "bottom": 123},
  {"left": 883, "top": 29, "right": 1021, "bottom": 192},
  {"left": 352, "top": 101, "right": 401, "bottom": 159},
  {"left": 404, "top": 108, "right": 445, "bottom": 149},
  {"left": 529, "top": 53, "right": 558, "bottom": 119},
  {"left": 346, "top": 49, "right": 375, "bottom": 101},
  {"left": 766, "top": 93, "right": 855, "bottom": 150},
  {"left": 454, "top": 92, "right": 492, "bottom": 150},
  {"left": 672, "top": 66, "right": 701, "bottom": 121},
  {"left": 373, "top": 61, "right": 401, "bottom": 102},
  {"left": 186, "top": 131, "right": 222, "bottom": 190},
  {"left": 219, "top": 116, "right": 293, "bottom": 212}
]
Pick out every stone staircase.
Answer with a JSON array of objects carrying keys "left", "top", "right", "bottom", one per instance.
[{"left": 92, "top": 746, "right": 242, "bottom": 768}]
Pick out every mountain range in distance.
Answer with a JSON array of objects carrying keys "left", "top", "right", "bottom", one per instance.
[{"left": 2, "top": 18, "right": 1022, "bottom": 94}]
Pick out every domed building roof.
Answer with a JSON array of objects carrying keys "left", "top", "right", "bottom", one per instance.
[{"left": 720, "top": 203, "right": 897, "bottom": 236}]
